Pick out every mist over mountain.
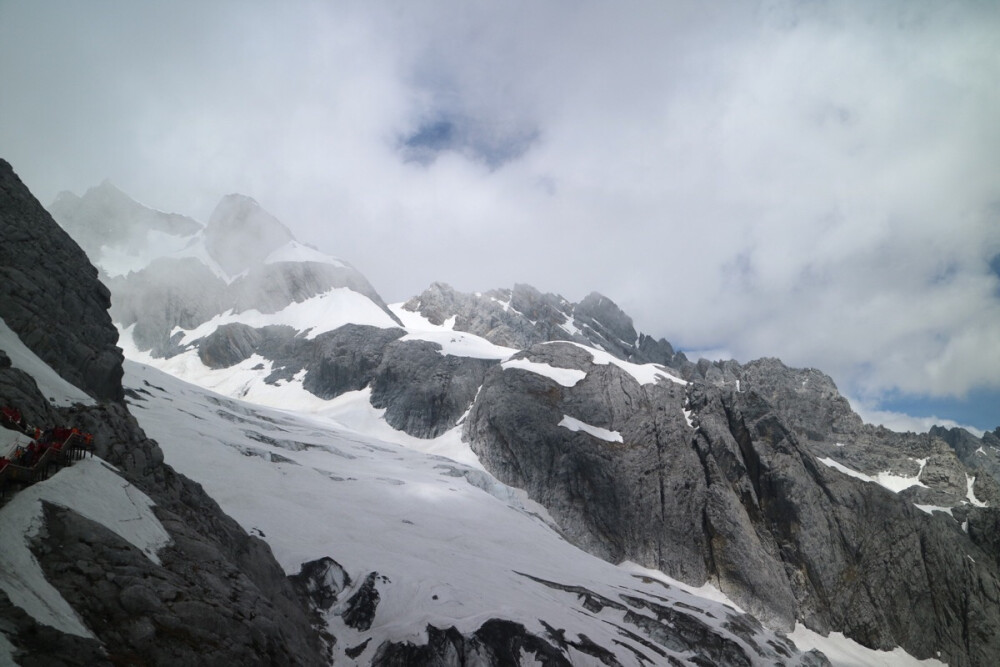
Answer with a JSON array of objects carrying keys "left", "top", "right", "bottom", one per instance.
[
  {"left": 0, "top": 158, "right": 853, "bottom": 666},
  {"left": 0, "top": 173, "right": 986, "bottom": 665}
]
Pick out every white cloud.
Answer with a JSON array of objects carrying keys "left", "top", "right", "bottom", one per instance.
[{"left": 2, "top": 0, "right": 998, "bottom": 423}]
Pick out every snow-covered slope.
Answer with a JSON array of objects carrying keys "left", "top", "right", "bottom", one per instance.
[
  {"left": 122, "top": 358, "right": 951, "bottom": 666},
  {"left": 117, "top": 301, "right": 685, "bottom": 443}
]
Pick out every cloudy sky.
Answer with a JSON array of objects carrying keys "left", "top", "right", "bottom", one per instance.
[{"left": 2, "top": 1, "right": 998, "bottom": 433}]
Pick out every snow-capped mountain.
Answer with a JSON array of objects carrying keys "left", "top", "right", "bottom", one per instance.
[
  {"left": 4, "top": 168, "right": 995, "bottom": 665},
  {"left": 49, "top": 181, "right": 400, "bottom": 357}
]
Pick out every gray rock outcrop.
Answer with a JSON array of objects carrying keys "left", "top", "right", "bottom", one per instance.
[
  {"left": 402, "top": 282, "right": 684, "bottom": 367},
  {"left": 370, "top": 340, "right": 495, "bottom": 438},
  {"left": 302, "top": 326, "right": 406, "bottom": 399},
  {"left": 369, "top": 581, "right": 831, "bottom": 667},
  {"left": 195, "top": 322, "right": 491, "bottom": 439},
  {"left": 0, "top": 159, "right": 124, "bottom": 402},
  {"left": 684, "top": 356, "right": 1000, "bottom": 510},
  {"left": 931, "top": 425, "right": 1000, "bottom": 488},
  {"left": 107, "top": 257, "right": 229, "bottom": 354}
]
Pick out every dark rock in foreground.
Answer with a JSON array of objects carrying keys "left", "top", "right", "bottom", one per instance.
[{"left": 0, "top": 159, "right": 124, "bottom": 402}]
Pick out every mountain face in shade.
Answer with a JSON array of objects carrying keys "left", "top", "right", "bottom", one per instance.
[
  {"left": 0, "top": 162, "right": 124, "bottom": 402},
  {"left": 34, "top": 175, "right": 1000, "bottom": 666}
]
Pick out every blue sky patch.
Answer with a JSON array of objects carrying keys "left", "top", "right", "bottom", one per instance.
[
  {"left": 878, "top": 387, "right": 1000, "bottom": 433},
  {"left": 400, "top": 114, "right": 538, "bottom": 168}
]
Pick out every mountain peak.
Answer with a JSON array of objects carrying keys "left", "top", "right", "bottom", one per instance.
[
  {"left": 48, "top": 180, "right": 201, "bottom": 261},
  {"left": 574, "top": 291, "right": 638, "bottom": 349},
  {"left": 205, "top": 194, "right": 294, "bottom": 277}
]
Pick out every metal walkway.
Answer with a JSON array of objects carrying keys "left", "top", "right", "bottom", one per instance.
[{"left": 0, "top": 412, "right": 95, "bottom": 500}]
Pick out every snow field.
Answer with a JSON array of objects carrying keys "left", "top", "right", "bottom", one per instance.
[
  {"left": 174, "top": 288, "right": 399, "bottom": 344},
  {"left": 788, "top": 626, "right": 947, "bottom": 667},
  {"left": 390, "top": 305, "right": 518, "bottom": 360},
  {"left": 123, "top": 360, "right": 947, "bottom": 666},
  {"left": 126, "top": 361, "right": 812, "bottom": 666}
]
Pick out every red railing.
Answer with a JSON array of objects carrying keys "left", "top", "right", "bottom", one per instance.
[{"left": 0, "top": 430, "right": 95, "bottom": 499}]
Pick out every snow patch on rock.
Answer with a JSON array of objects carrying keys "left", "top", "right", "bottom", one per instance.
[
  {"left": 558, "top": 415, "right": 623, "bottom": 443},
  {"left": 173, "top": 288, "right": 399, "bottom": 344},
  {"left": 915, "top": 505, "right": 955, "bottom": 517},
  {"left": 501, "top": 358, "right": 586, "bottom": 387},
  {"left": 400, "top": 329, "right": 516, "bottom": 360},
  {"left": 966, "top": 474, "right": 988, "bottom": 507},
  {"left": 818, "top": 456, "right": 928, "bottom": 494},
  {"left": 549, "top": 341, "right": 686, "bottom": 386}
]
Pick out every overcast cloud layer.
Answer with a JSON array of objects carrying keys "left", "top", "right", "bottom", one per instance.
[{"left": 1, "top": 1, "right": 998, "bottom": 432}]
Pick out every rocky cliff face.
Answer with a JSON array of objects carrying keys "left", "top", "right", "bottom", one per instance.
[
  {"left": 0, "top": 161, "right": 328, "bottom": 665},
  {"left": 678, "top": 356, "right": 1000, "bottom": 513},
  {"left": 932, "top": 425, "right": 1000, "bottom": 488},
  {"left": 464, "top": 342, "right": 1000, "bottom": 666},
  {"left": 0, "top": 160, "right": 124, "bottom": 402}
]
